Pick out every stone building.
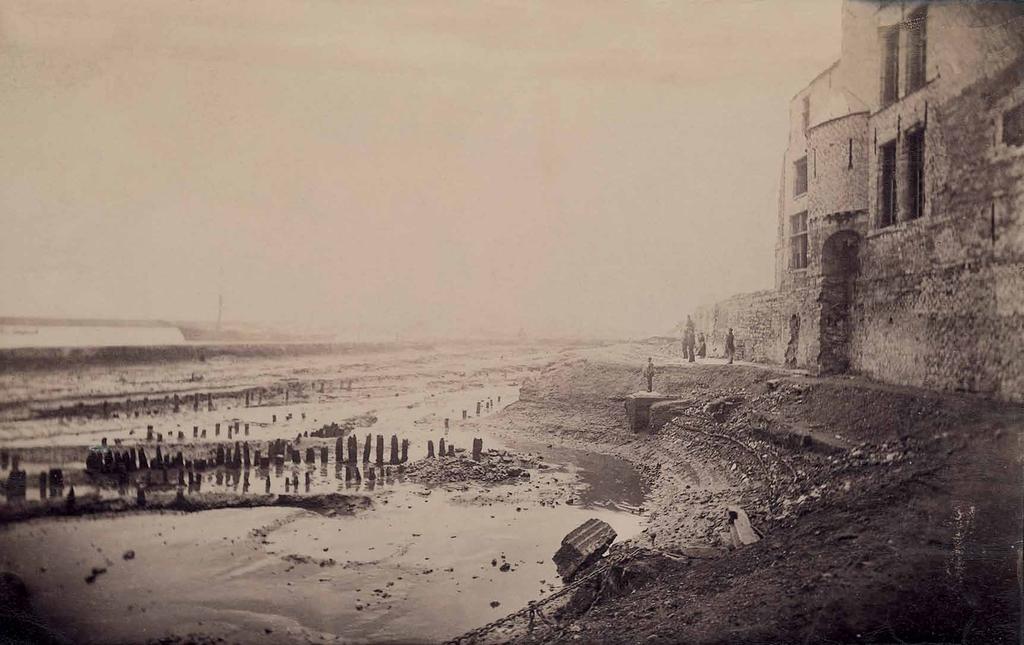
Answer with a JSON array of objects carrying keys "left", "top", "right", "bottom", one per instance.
[{"left": 694, "top": 1, "right": 1024, "bottom": 401}]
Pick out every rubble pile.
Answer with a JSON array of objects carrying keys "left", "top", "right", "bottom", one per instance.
[
  {"left": 403, "top": 450, "right": 536, "bottom": 485},
  {"left": 664, "top": 377, "right": 940, "bottom": 536},
  {"left": 309, "top": 414, "right": 378, "bottom": 438}
]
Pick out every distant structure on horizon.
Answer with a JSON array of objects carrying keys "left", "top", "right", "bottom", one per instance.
[{"left": 693, "top": 0, "right": 1024, "bottom": 402}]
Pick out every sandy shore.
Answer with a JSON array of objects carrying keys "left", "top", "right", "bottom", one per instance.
[{"left": 0, "top": 341, "right": 655, "bottom": 644}]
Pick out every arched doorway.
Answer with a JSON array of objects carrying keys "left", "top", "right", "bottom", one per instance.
[{"left": 818, "top": 231, "right": 860, "bottom": 374}]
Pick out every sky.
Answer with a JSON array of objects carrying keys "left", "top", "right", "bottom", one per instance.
[{"left": 0, "top": 0, "right": 842, "bottom": 339}]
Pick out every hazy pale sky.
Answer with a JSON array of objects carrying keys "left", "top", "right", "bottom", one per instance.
[{"left": 0, "top": 0, "right": 842, "bottom": 339}]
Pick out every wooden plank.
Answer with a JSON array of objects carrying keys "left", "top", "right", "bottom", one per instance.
[{"left": 726, "top": 505, "right": 762, "bottom": 547}]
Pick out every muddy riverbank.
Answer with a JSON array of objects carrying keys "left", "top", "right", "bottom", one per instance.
[{"left": 455, "top": 346, "right": 1023, "bottom": 645}]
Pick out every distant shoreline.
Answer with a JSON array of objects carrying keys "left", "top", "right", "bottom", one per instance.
[
  {"left": 0, "top": 337, "right": 610, "bottom": 372},
  {"left": 0, "top": 340, "right": 431, "bottom": 371}
]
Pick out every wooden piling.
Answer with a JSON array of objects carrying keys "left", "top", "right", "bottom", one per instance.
[{"left": 363, "top": 434, "right": 372, "bottom": 462}]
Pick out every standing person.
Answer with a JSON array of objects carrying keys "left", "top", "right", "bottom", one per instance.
[
  {"left": 725, "top": 328, "right": 735, "bottom": 364},
  {"left": 698, "top": 332, "right": 707, "bottom": 358},
  {"left": 683, "top": 316, "right": 696, "bottom": 363},
  {"left": 642, "top": 357, "right": 655, "bottom": 392}
]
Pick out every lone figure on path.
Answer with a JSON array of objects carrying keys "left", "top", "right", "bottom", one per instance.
[
  {"left": 725, "top": 328, "right": 735, "bottom": 365},
  {"left": 697, "top": 332, "right": 707, "bottom": 358},
  {"left": 683, "top": 316, "right": 696, "bottom": 363},
  {"left": 643, "top": 358, "right": 655, "bottom": 392}
]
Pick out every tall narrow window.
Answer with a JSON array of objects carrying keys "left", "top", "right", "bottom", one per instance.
[
  {"left": 906, "top": 7, "right": 927, "bottom": 92},
  {"left": 878, "top": 139, "right": 897, "bottom": 227},
  {"left": 802, "top": 96, "right": 810, "bottom": 135},
  {"left": 905, "top": 127, "right": 925, "bottom": 220},
  {"left": 881, "top": 26, "right": 900, "bottom": 106},
  {"left": 848, "top": 138, "right": 854, "bottom": 169},
  {"left": 790, "top": 212, "right": 808, "bottom": 269},
  {"left": 794, "top": 157, "right": 808, "bottom": 196}
]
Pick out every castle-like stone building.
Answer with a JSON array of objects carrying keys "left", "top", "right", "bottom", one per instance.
[{"left": 694, "top": 1, "right": 1024, "bottom": 401}]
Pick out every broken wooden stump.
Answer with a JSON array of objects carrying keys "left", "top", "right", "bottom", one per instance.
[
  {"left": 438, "top": 438, "right": 446, "bottom": 456},
  {"left": 427, "top": 440, "right": 435, "bottom": 458},
  {"left": 389, "top": 435, "right": 399, "bottom": 465},
  {"left": 347, "top": 435, "right": 358, "bottom": 464},
  {"left": 363, "top": 434, "right": 372, "bottom": 462},
  {"left": 553, "top": 518, "right": 617, "bottom": 582},
  {"left": 472, "top": 437, "right": 483, "bottom": 461}
]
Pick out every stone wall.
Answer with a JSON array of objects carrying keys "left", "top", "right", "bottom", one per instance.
[
  {"left": 692, "top": 290, "right": 783, "bottom": 364},
  {"left": 849, "top": 57, "right": 1024, "bottom": 401},
  {"left": 694, "top": 54, "right": 1024, "bottom": 402}
]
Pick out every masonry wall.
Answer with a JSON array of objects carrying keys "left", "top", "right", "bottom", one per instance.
[
  {"left": 850, "top": 57, "right": 1024, "bottom": 401},
  {"left": 692, "top": 288, "right": 822, "bottom": 368},
  {"left": 693, "top": 5, "right": 1024, "bottom": 402}
]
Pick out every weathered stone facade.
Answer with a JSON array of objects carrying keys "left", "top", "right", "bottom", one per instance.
[{"left": 694, "top": 1, "right": 1024, "bottom": 401}]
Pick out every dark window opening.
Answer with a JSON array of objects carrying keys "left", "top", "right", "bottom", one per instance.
[
  {"left": 802, "top": 96, "right": 810, "bottom": 135},
  {"left": 881, "top": 26, "right": 900, "bottom": 106},
  {"left": 878, "top": 140, "right": 897, "bottom": 227},
  {"left": 905, "top": 127, "right": 925, "bottom": 220},
  {"left": 905, "top": 7, "right": 927, "bottom": 92},
  {"left": 1004, "top": 103, "right": 1024, "bottom": 147},
  {"left": 848, "top": 138, "right": 853, "bottom": 169},
  {"left": 794, "top": 157, "right": 808, "bottom": 196},
  {"left": 790, "top": 212, "right": 809, "bottom": 269}
]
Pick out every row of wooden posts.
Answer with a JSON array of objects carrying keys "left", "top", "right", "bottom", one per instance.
[{"left": 44, "top": 377, "right": 360, "bottom": 421}]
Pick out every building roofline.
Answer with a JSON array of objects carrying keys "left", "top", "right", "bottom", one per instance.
[
  {"left": 790, "top": 59, "right": 841, "bottom": 102},
  {"left": 807, "top": 109, "right": 870, "bottom": 133}
]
